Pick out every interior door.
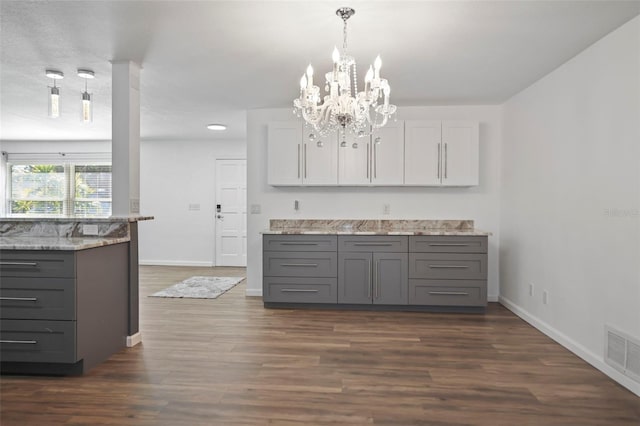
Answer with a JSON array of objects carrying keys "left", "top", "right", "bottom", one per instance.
[{"left": 215, "top": 159, "right": 247, "bottom": 266}]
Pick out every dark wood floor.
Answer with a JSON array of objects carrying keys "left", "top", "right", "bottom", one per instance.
[{"left": 1, "top": 265, "right": 639, "bottom": 425}]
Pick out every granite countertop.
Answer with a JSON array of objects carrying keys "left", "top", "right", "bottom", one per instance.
[
  {"left": 262, "top": 219, "right": 492, "bottom": 236},
  {"left": 0, "top": 216, "right": 154, "bottom": 223},
  {"left": 0, "top": 236, "right": 131, "bottom": 251}
]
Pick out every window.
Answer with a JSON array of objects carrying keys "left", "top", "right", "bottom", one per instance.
[{"left": 8, "top": 163, "right": 112, "bottom": 217}]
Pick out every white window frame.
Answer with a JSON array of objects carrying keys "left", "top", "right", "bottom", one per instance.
[{"left": 5, "top": 152, "right": 112, "bottom": 217}]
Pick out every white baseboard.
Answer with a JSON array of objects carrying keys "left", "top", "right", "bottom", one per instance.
[
  {"left": 139, "top": 260, "right": 214, "bottom": 267},
  {"left": 126, "top": 332, "right": 142, "bottom": 347},
  {"left": 488, "top": 294, "right": 499, "bottom": 302},
  {"left": 245, "top": 288, "right": 263, "bottom": 297},
  {"left": 499, "top": 296, "right": 640, "bottom": 397}
]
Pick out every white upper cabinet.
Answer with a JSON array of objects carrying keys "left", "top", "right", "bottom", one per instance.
[
  {"left": 441, "top": 121, "right": 479, "bottom": 186},
  {"left": 338, "top": 120, "right": 405, "bottom": 186},
  {"left": 371, "top": 121, "right": 405, "bottom": 185},
  {"left": 303, "top": 131, "right": 338, "bottom": 185},
  {"left": 404, "top": 120, "right": 479, "bottom": 187},
  {"left": 405, "top": 121, "right": 441, "bottom": 186},
  {"left": 267, "top": 121, "right": 303, "bottom": 186},
  {"left": 338, "top": 132, "right": 371, "bottom": 185},
  {"left": 268, "top": 122, "right": 338, "bottom": 186},
  {"left": 268, "top": 119, "right": 478, "bottom": 187}
]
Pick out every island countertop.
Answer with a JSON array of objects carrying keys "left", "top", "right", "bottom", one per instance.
[
  {"left": 261, "top": 219, "right": 491, "bottom": 236},
  {"left": 0, "top": 236, "right": 130, "bottom": 251}
]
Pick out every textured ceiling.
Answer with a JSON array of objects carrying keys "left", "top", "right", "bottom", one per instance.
[{"left": 1, "top": 1, "right": 639, "bottom": 142}]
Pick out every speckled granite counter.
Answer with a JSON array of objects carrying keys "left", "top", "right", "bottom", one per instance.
[
  {"left": 262, "top": 219, "right": 491, "bottom": 236},
  {"left": 0, "top": 216, "right": 153, "bottom": 250}
]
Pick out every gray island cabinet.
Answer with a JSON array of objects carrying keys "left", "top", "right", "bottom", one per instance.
[
  {"left": 0, "top": 244, "right": 129, "bottom": 375},
  {"left": 263, "top": 232, "right": 488, "bottom": 312}
]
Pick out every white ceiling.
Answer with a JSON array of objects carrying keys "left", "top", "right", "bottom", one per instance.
[{"left": 1, "top": 1, "right": 639, "bottom": 143}]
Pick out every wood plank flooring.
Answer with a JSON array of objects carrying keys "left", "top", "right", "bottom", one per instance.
[{"left": 1, "top": 265, "right": 639, "bottom": 425}]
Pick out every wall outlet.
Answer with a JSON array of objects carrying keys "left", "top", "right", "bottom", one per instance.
[
  {"left": 250, "top": 204, "right": 261, "bottom": 214},
  {"left": 543, "top": 290, "right": 549, "bottom": 305},
  {"left": 529, "top": 283, "right": 534, "bottom": 297},
  {"left": 383, "top": 204, "right": 391, "bottom": 215},
  {"left": 83, "top": 224, "right": 99, "bottom": 236}
]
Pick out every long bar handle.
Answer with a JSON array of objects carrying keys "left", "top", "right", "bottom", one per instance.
[
  {"left": 0, "top": 262, "right": 38, "bottom": 266},
  {"left": 297, "top": 144, "right": 301, "bottom": 179},
  {"left": 367, "top": 258, "right": 372, "bottom": 299},
  {"left": 0, "top": 297, "right": 38, "bottom": 302},
  {"left": 444, "top": 143, "right": 448, "bottom": 179},
  {"left": 279, "top": 242, "right": 319, "bottom": 246},
  {"left": 429, "top": 265, "right": 469, "bottom": 269},
  {"left": 428, "top": 243, "right": 470, "bottom": 247},
  {"left": 281, "top": 289, "right": 319, "bottom": 293},
  {"left": 437, "top": 143, "right": 441, "bottom": 179},
  {"left": 304, "top": 144, "right": 307, "bottom": 179},
  {"left": 353, "top": 243, "right": 393, "bottom": 246},
  {"left": 428, "top": 291, "right": 469, "bottom": 296},
  {"left": 280, "top": 263, "right": 319, "bottom": 267},
  {"left": 0, "top": 340, "right": 38, "bottom": 345},
  {"left": 373, "top": 143, "right": 377, "bottom": 179},
  {"left": 366, "top": 144, "right": 370, "bottom": 179},
  {"left": 374, "top": 260, "right": 379, "bottom": 300}
]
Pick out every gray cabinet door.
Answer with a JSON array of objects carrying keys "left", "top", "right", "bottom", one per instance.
[
  {"left": 374, "top": 253, "right": 408, "bottom": 305},
  {"left": 338, "top": 252, "right": 372, "bottom": 304}
]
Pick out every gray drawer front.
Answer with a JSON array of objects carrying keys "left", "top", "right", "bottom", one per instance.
[
  {"left": 338, "top": 236, "right": 408, "bottom": 253},
  {"left": 410, "top": 236, "right": 487, "bottom": 253},
  {"left": 263, "top": 235, "right": 337, "bottom": 252},
  {"left": 409, "top": 279, "right": 487, "bottom": 306},
  {"left": 0, "top": 319, "right": 76, "bottom": 363},
  {"left": 0, "top": 278, "right": 76, "bottom": 320},
  {"left": 0, "top": 251, "right": 75, "bottom": 278},
  {"left": 263, "top": 277, "right": 337, "bottom": 303},
  {"left": 263, "top": 251, "right": 337, "bottom": 277},
  {"left": 410, "top": 253, "right": 487, "bottom": 279}
]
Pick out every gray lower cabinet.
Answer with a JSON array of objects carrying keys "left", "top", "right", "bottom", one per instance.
[
  {"left": 0, "top": 244, "right": 129, "bottom": 375},
  {"left": 338, "top": 251, "right": 408, "bottom": 304},
  {"left": 263, "top": 235, "right": 338, "bottom": 304},
  {"left": 408, "top": 236, "right": 488, "bottom": 307},
  {"left": 263, "top": 233, "right": 487, "bottom": 311}
]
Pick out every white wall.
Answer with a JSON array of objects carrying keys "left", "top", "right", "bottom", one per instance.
[
  {"left": 247, "top": 105, "right": 502, "bottom": 297},
  {"left": 500, "top": 16, "right": 640, "bottom": 396},
  {"left": 138, "top": 139, "right": 246, "bottom": 266}
]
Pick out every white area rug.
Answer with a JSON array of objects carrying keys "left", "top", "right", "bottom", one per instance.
[{"left": 149, "top": 276, "right": 245, "bottom": 299}]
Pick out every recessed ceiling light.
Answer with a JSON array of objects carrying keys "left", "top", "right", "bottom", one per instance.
[
  {"left": 45, "top": 69, "right": 64, "bottom": 79},
  {"left": 207, "top": 124, "right": 227, "bottom": 131},
  {"left": 77, "top": 69, "right": 95, "bottom": 79}
]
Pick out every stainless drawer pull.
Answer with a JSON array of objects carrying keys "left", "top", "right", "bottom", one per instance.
[
  {"left": 0, "top": 262, "right": 38, "bottom": 267},
  {"left": 429, "top": 291, "right": 469, "bottom": 296},
  {"left": 428, "top": 244, "right": 470, "bottom": 247},
  {"left": 0, "top": 339, "right": 38, "bottom": 345},
  {"left": 0, "top": 297, "right": 38, "bottom": 302},
  {"left": 280, "top": 263, "right": 319, "bottom": 267},
  {"left": 281, "top": 289, "right": 319, "bottom": 293},
  {"left": 429, "top": 265, "right": 469, "bottom": 269},
  {"left": 279, "top": 242, "right": 319, "bottom": 246},
  {"left": 353, "top": 243, "right": 393, "bottom": 246}
]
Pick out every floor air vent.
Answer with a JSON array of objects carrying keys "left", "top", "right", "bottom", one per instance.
[{"left": 605, "top": 326, "right": 640, "bottom": 383}]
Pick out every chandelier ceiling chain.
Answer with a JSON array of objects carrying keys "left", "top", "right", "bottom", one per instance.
[{"left": 293, "top": 7, "right": 396, "bottom": 145}]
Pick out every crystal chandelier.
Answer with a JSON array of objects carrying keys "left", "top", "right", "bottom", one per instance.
[{"left": 293, "top": 7, "right": 396, "bottom": 143}]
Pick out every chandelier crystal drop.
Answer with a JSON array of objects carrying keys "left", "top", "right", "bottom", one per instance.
[{"left": 293, "top": 7, "right": 396, "bottom": 141}]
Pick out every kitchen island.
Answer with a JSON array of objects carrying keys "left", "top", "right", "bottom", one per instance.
[
  {"left": 0, "top": 216, "right": 152, "bottom": 375},
  {"left": 262, "top": 219, "right": 490, "bottom": 312}
]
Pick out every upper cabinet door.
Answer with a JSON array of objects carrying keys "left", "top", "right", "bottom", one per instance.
[
  {"left": 303, "top": 131, "right": 338, "bottom": 185},
  {"left": 404, "top": 121, "right": 442, "bottom": 185},
  {"left": 267, "top": 121, "right": 302, "bottom": 186},
  {"left": 371, "top": 120, "right": 405, "bottom": 185},
  {"left": 441, "top": 121, "right": 479, "bottom": 186},
  {"left": 338, "top": 133, "right": 372, "bottom": 185}
]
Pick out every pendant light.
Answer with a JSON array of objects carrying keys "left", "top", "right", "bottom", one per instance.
[
  {"left": 77, "top": 69, "right": 94, "bottom": 123},
  {"left": 46, "top": 69, "right": 64, "bottom": 118}
]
